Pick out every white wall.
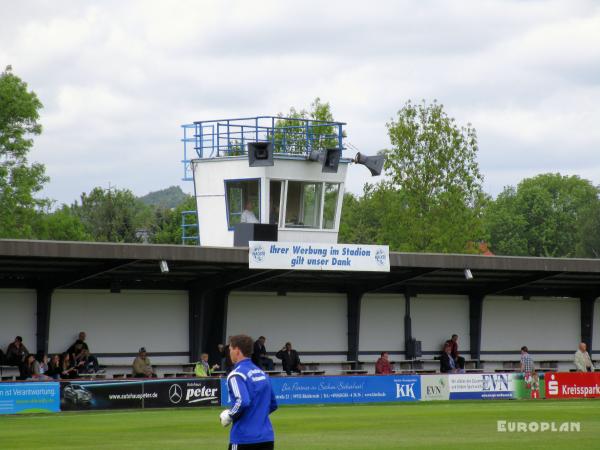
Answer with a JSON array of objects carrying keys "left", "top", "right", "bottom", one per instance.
[
  {"left": 592, "top": 298, "right": 600, "bottom": 357},
  {"left": 0, "top": 289, "right": 37, "bottom": 354},
  {"left": 193, "top": 157, "right": 349, "bottom": 247},
  {"left": 482, "top": 296, "right": 580, "bottom": 360},
  {"left": 411, "top": 294, "right": 470, "bottom": 354},
  {"left": 49, "top": 290, "right": 188, "bottom": 363},
  {"left": 359, "top": 294, "right": 405, "bottom": 360},
  {"left": 227, "top": 291, "right": 347, "bottom": 361}
]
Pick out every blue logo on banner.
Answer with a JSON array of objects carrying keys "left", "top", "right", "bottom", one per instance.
[
  {"left": 375, "top": 249, "right": 387, "bottom": 266},
  {"left": 251, "top": 245, "right": 266, "bottom": 263},
  {"left": 221, "top": 375, "right": 421, "bottom": 406},
  {"left": 0, "top": 382, "right": 60, "bottom": 414}
]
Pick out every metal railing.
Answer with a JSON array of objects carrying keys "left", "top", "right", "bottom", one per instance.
[
  {"left": 181, "top": 116, "right": 346, "bottom": 180},
  {"left": 181, "top": 210, "right": 199, "bottom": 245}
]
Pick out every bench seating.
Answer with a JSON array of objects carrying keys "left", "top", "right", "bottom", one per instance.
[
  {"left": 340, "top": 369, "right": 368, "bottom": 375},
  {"left": 300, "top": 370, "right": 326, "bottom": 376}
]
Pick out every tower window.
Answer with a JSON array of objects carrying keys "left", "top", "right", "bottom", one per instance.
[{"left": 225, "top": 179, "right": 260, "bottom": 229}]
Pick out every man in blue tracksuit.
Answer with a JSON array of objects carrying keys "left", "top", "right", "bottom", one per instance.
[{"left": 220, "top": 334, "right": 278, "bottom": 450}]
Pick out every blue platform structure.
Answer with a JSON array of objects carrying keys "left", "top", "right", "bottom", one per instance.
[
  {"left": 180, "top": 210, "right": 198, "bottom": 245},
  {"left": 181, "top": 116, "right": 346, "bottom": 181}
]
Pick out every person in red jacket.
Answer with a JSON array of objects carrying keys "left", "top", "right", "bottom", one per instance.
[{"left": 375, "top": 351, "right": 393, "bottom": 374}]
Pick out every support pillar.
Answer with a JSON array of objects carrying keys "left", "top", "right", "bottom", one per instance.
[
  {"left": 36, "top": 287, "right": 53, "bottom": 357},
  {"left": 189, "top": 286, "right": 229, "bottom": 364},
  {"left": 580, "top": 295, "right": 596, "bottom": 354},
  {"left": 404, "top": 292, "right": 412, "bottom": 346},
  {"left": 469, "top": 294, "right": 484, "bottom": 361},
  {"left": 347, "top": 290, "right": 362, "bottom": 365}
]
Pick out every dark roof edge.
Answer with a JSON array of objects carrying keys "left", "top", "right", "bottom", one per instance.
[
  {"left": 0, "top": 239, "right": 248, "bottom": 264},
  {"left": 1, "top": 239, "right": 600, "bottom": 273},
  {"left": 389, "top": 252, "right": 600, "bottom": 272}
]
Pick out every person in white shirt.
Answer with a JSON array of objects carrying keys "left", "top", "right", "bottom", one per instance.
[
  {"left": 574, "top": 342, "right": 595, "bottom": 372},
  {"left": 241, "top": 201, "right": 259, "bottom": 223}
]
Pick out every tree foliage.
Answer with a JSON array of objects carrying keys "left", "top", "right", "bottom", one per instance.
[
  {"left": 150, "top": 195, "right": 197, "bottom": 245},
  {"left": 272, "top": 98, "right": 340, "bottom": 154},
  {"left": 484, "top": 173, "right": 600, "bottom": 257},
  {"left": 70, "top": 187, "right": 152, "bottom": 243},
  {"left": 34, "top": 205, "right": 91, "bottom": 241},
  {"left": 341, "top": 100, "right": 485, "bottom": 253},
  {"left": 0, "top": 65, "right": 49, "bottom": 238}
]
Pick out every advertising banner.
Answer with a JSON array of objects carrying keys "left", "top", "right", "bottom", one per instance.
[
  {"left": 545, "top": 372, "right": 600, "bottom": 399},
  {"left": 248, "top": 241, "right": 390, "bottom": 272},
  {"left": 449, "top": 373, "right": 514, "bottom": 400},
  {"left": 224, "top": 375, "right": 420, "bottom": 406},
  {"left": 420, "top": 374, "right": 450, "bottom": 401},
  {"left": 60, "top": 378, "right": 221, "bottom": 411},
  {"left": 513, "top": 372, "right": 546, "bottom": 399},
  {"left": 0, "top": 382, "right": 60, "bottom": 414}
]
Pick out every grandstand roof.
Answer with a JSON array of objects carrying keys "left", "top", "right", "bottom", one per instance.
[{"left": 1, "top": 239, "right": 599, "bottom": 297}]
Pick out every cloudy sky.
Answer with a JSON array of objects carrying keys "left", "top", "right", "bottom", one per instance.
[{"left": 2, "top": 0, "right": 600, "bottom": 205}]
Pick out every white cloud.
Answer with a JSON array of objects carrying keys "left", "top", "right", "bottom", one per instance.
[{"left": 2, "top": 0, "right": 600, "bottom": 206}]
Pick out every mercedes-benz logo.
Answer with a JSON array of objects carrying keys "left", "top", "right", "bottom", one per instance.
[{"left": 169, "top": 384, "right": 183, "bottom": 404}]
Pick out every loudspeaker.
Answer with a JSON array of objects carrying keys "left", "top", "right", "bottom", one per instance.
[
  {"left": 248, "top": 142, "right": 274, "bottom": 167},
  {"left": 307, "top": 148, "right": 341, "bottom": 173},
  {"left": 405, "top": 338, "right": 422, "bottom": 359},
  {"left": 322, "top": 148, "right": 341, "bottom": 173},
  {"left": 233, "top": 223, "right": 278, "bottom": 247},
  {"left": 354, "top": 152, "right": 385, "bottom": 176}
]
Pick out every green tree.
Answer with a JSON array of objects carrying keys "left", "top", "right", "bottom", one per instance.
[
  {"left": 34, "top": 205, "right": 92, "bottom": 241},
  {"left": 345, "top": 100, "right": 485, "bottom": 253},
  {"left": 272, "top": 98, "right": 340, "bottom": 154},
  {"left": 577, "top": 201, "right": 600, "bottom": 257},
  {"left": 384, "top": 100, "right": 483, "bottom": 205},
  {"left": 484, "top": 173, "right": 600, "bottom": 257},
  {"left": 150, "top": 195, "right": 198, "bottom": 245},
  {"left": 71, "top": 186, "right": 152, "bottom": 242},
  {"left": 0, "top": 65, "right": 49, "bottom": 238}
]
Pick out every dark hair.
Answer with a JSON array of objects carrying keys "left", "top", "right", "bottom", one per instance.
[
  {"left": 230, "top": 335, "right": 254, "bottom": 357},
  {"left": 15, "top": 336, "right": 23, "bottom": 342},
  {"left": 259, "top": 336, "right": 266, "bottom": 340},
  {"left": 380, "top": 351, "right": 388, "bottom": 358},
  {"left": 451, "top": 334, "right": 458, "bottom": 339},
  {"left": 521, "top": 346, "right": 528, "bottom": 352}
]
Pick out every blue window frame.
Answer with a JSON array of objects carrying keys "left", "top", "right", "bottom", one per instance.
[{"left": 224, "top": 178, "right": 261, "bottom": 230}]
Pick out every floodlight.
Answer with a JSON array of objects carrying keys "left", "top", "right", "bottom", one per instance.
[{"left": 159, "top": 260, "right": 169, "bottom": 274}]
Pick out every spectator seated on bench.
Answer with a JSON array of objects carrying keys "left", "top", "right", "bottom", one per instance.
[
  {"left": 74, "top": 349, "right": 100, "bottom": 374},
  {"left": 22, "top": 354, "right": 52, "bottom": 381},
  {"left": 252, "top": 336, "right": 275, "bottom": 371},
  {"left": 276, "top": 342, "right": 302, "bottom": 375},
  {"left": 61, "top": 353, "right": 79, "bottom": 379},
  {"left": 375, "top": 352, "right": 393, "bottom": 375},
  {"left": 5, "top": 336, "right": 29, "bottom": 372},
  {"left": 194, "top": 353, "right": 220, "bottom": 377},
  {"left": 132, "top": 347, "right": 156, "bottom": 378}
]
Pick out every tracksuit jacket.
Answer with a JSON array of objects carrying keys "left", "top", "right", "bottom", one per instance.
[{"left": 227, "top": 358, "right": 278, "bottom": 445}]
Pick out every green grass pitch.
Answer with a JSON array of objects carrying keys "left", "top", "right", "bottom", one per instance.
[{"left": 1, "top": 400, "right": 598, "bottom": 449}]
